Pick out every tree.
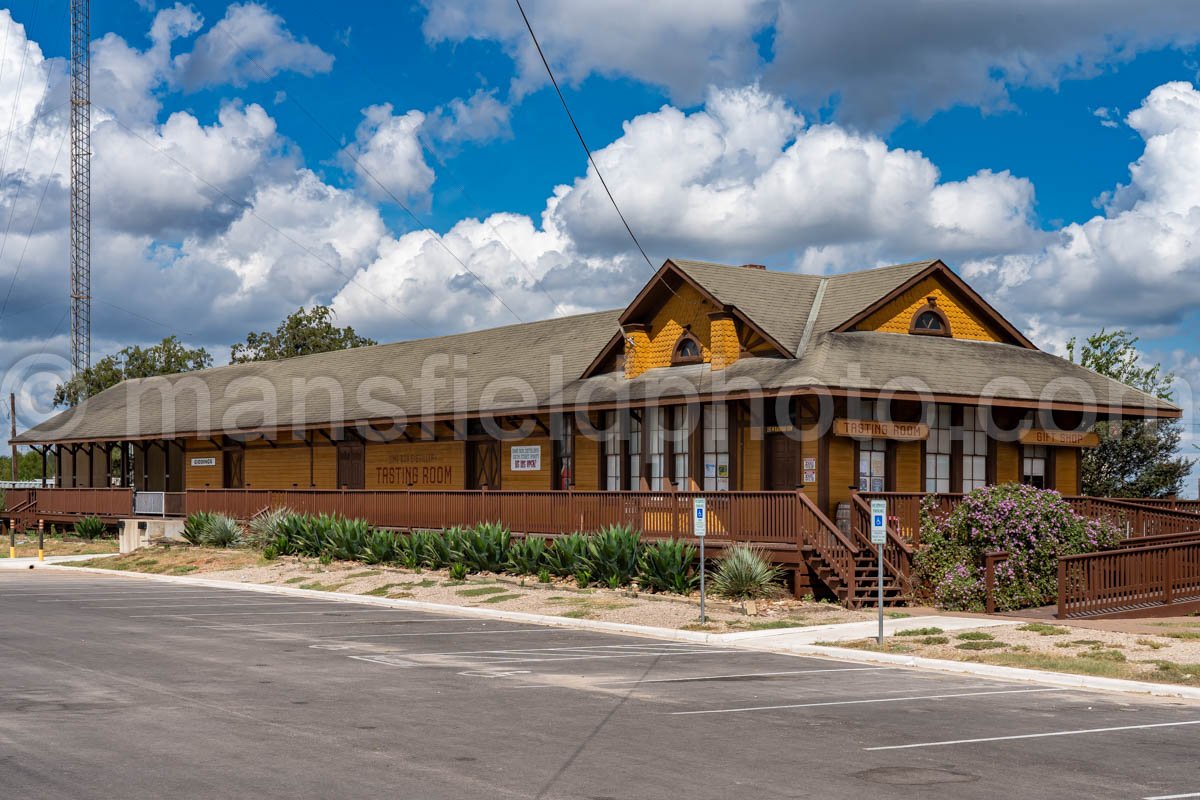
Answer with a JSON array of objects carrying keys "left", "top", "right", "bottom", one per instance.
[
  {"left": 230, "top": 306, "right": 377, "bottom": 364},
  {"left": 54, "top": 336, "right": 213, "bottom": 406},
  {"left": 0, "top": 450, "right": 56, "bottom": 480},
  {"left": 1067, "top": 328, "right": 1194, "bottom": 498}
]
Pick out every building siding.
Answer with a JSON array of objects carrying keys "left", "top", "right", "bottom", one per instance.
[{"left": 860, "top": 276, "right": 1004, "bottom": 342}]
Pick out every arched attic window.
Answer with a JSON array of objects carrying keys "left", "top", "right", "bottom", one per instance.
[
  {"left": 671, "top": 331, "right": 703, "bottom": 365},
  {"left": 909, "top": 296, "right": 951, "bottom": 337}
]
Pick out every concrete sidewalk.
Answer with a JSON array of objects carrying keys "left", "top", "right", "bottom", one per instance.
[{"left": 0, "top": 553, "right": 118, "bottom": 569}]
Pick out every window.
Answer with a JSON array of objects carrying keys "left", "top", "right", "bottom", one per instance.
[
  {"left": 671, "top": 406, "right": 693, "bottom": 490},
  {"left": 628, "top": 413, "right": 642, "bottom": 489},
  {"left": 925, "top": 404, "right": 952, "bottom": 493},
  {"left": 672, "top": 332, "right": 703, "bottom": 365},
  {"left": 962, "top": 409, "right": 988, "bottom": 491},
  {"left": 909, "top": 296, "right": 951, "bottom": 337},
  {"left": 702, "top": 403, "right": 730, "bottom": 491},
  {"left": 603, "top": 412, "right": 622, "bottom": 490},
  {"left": 858, "top": 438, "right": 887, "bottom": 492},
  {"left": 645, "top": 407, "right": 665, "bottom": 490},
  {"left": 1022, "top": 445, "right": 1047, "bottom": 489}
]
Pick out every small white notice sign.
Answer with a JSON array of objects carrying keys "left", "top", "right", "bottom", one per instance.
[
  {"left": 190, "top": 457, "right": 216, "bottom": 467},
  {"left": 510, "top": 445, "right": 541, "bottom": 472},
  {"left": 692, "top": 497, "right": 707, "bottom": 538}
]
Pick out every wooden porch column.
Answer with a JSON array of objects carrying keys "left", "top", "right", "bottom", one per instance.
[
  {"left": 40, "top": 446, "right": 47, "bottom": 486},
  {"left": 120, "top": 443, "right": 129, "bottom": 488},
  {"left": 164, "top": 440, "right": 172, "bottom": 491},
  {"left": 139, "top": 441, "right": 149, "bottom": 490},
  {"left": 54, "top": 445, "right": 62, "bottom": 488}
]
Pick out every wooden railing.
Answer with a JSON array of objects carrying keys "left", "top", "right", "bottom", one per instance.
[
  {"left": 1108, "top": 498, "right": 1200, "bottom": 515},
  {"left": 1058, "top": 540, "right": 1200, "bottom": 619},
  {"left": 796, "top": 492, "right": 858, "bottom": 596},
  {"left": 185, "top": 489, "right": 810, "bottom": 548},
  {"left": 6, "top": 488, "right": 134, "bottom": 518},
  {"left": 850, "top": 492, "right": 913, "bottom": 594},
  {"left": 858, "top": 492, "right": 964, "bottom": 546}
]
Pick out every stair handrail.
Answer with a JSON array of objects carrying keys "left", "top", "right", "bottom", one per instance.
[
  {"left": 795, "top": 491, "right": 859, "bottom": 601},
  {"left": 850, "top": 491, "right": 914, "bottom": 595}
]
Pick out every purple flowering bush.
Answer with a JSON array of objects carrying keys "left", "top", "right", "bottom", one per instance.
[{"left": 914, "top": 484, "right": 1122, "bottom": 611}]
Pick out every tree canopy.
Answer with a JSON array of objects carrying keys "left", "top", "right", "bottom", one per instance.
[
  {"left": 1067, "top": 328, "right": 1193, "bottom": 498},
  {"left": 53, "top": 336, "right": 213, "bottom": 407},
  {"left": 230, "top": 306, "right": 377, "bottom": 364}
]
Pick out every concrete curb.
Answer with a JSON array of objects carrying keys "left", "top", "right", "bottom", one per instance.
[{"left": 41, "top": 564, "right": 1200, "bottom": 702}]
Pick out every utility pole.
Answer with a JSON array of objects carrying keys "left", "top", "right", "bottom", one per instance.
[
  {"left": 9, "top": 392, "right": 16, "bottom": 482},
  {"left": 69, "top": 0, "right": 92, "bottom": 377}
]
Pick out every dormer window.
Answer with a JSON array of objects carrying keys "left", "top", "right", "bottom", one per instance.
[
  {"left": 672, "top": 332, "right": 703, "bottom": 365},
  {"left": 909, "top": 296, "right": 951, "bottom": 337}
]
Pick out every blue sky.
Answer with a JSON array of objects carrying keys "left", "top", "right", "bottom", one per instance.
[{"left": 2, "top": 0, "right": 1200, "bottom": 491}]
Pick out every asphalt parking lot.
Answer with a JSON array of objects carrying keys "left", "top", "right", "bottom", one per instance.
[{"left": 2, "top": 570, "right": 1198, "bottom": 799}]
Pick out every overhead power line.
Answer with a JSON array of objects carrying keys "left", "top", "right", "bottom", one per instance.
[{"left": 514, "top": 0, "right": 656, "bottom": 275}]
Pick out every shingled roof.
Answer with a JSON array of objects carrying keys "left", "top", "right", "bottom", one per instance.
[{"left": 14, "top": 257, "right": 1178, "bottom": 444}]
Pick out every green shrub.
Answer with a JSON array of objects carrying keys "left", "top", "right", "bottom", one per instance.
[
  {"left": 955, "top": 640, "right": 1004, "bottom": 651},
  {"left": 546, "top": 532, "right": 590, "bottom": 577},
  {"left": 460, "top": 522, "right": 510, "bottom": 573},
  {"left": 362, "top": 529, "right": 398, "bottom": 565},
  {"left": 182, "top": 512, "right": 215, "bottom": 546},
  {"left": 73, "top": 515, "right": 106, "bottom": 541},
  {"left": 920, "top": 636, "right": 950, "bottom": 645},
  {"left": 914, "top": 484, "right": 1123, "bottom": 612},
  {"left": 955, "top": 631, "right": 995, "bottom": 641},
  {"left": 574, "top": 569, "right": 592, "bottom": 588},
  {"left": 638, "top": 539, "right": 699, "bottom": 594},
  {"left": 202, "top": 515, "right": 242, "bottom": 548},
  {"left": 394, "top": 533, "right": 424, "bottom": 568},
  {"left": 711, "top": 545, "right": 783, "bottom": 600},
  {"left": 449, "top": 563, "right": 469, "bottom": 580},
  {"left": 537, "top": 567, "right": 552, "bottom": 584},
  {"left": 278, "top": 513, "right": 324, "bottom": 557},
  {"left": 324, "top": 517, "right": 371, "bottom": 561},
  {"left": 507, "top": 536, "right": 547, "bottom": 575},
  {"left": 587, "top": 525, "right": 641, "bottom": 587},
  {"left": 423, "top": 528, "right": 466, "bottom": 569}
]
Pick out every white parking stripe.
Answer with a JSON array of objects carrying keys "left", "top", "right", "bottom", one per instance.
[
  {"left": 90, "top": 601, "right": 359, "bottom": 609},
  {"left": 317, "top": 627, "right": 574, "bottom": 639},
  {"left": 864, "top": 719, "right": 1200, "bottom": 751},
  {"left": 186, "top": 617, "right": 483, "bottom": 627},
  {"left": 672, "top": 687, "right": 1062, "bottom": 716},
  {"left": 1145, "top": 793, "right": 1200, "bottom": 799},
  {"left": 514, "top": 666, "right": 893, "bottom": 689},
  {"left": 129, "top": 609, "right": 396, "bottom": 618}
]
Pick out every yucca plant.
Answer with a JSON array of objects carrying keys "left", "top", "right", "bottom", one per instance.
[
  {"left": 507, "top": 536, "right": 547, "bottom": 575},
  {"left": 586, "top": 525, "right": 641, "bottom": 587},
  {"left": 362, "top": 529, "right": 398, "bottom": 565},
  {"left": 262, "top": 532, "right": 291, "bottom": 560},
  {"left": 73, "top": 515, "right": 106, "bottom": 541},
  {"left": 202, "top": 515, "right": 243, "bottom": 548},
  {"left": 324, "top": 517, "right": 371, "bottom": 561},
  {"left": 638, "top": 539, "right": 699, "bottom": 594},
  {"left": 182, "top": 512, "right": 215, "bottom": 546},
  {"left": 545, "top": 532, "right": 590, "bottom": 577},
  {"left": 711, "top": 545, "right": 783, "bottom": 600},
  {"left": 394, "top": 533, "right": 424, "bottom": 568},
  {"left": 245, "top": 507, "right": 292, "bottom": 549},
  {"left": 449, "top": 562, "right": 469, "bottom": 581},
  {"left": 279, "top": 513, "right": 323, "bottom": 557}
]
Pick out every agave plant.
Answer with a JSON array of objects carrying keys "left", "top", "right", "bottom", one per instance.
[
  {"left": 506, "top": 536, "right": 547, "bottom": 575},
  {"left": 245, "top": 507, "right": 292, "bottom": 549},
  {"left": 460, "top": 522, "right": 510, "bottom": 573},
  {"left": 545, "top": 532, "right": 590, "bottom": 577},
  {"left": 638, "top": 538, "right": 699, "bottom": 594},
  {"left": 279, "top": 513, "right": 323, "bottom": 557},
  {"left": 182, "top": 512, "right": 215, "bottom": 546},
  {"left": 324, "top": 517, "right": 371, "bottom": 561},
  {"left": 73, "top": 515, "right": 107, "bottom": 542},
  {"left": 711, "top": 545, "right": 783, "bottom": 600},
  {"left": 586, "top": 525, "right": 641, "bottom": 587},
  {"left": 362, "top": 528, "right": 398, "bottom": 565},
  {"left": 202, "top": 515, "right": 243, "bottom": 548},
  {"left": 423, "top": 527, "right": 466, "bottom": 569}
]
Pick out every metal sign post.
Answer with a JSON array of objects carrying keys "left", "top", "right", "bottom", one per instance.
[
  {"left": 693, "top": 497, "right": 707, "bottom": 624},
  {"left": 870, "top": 499, "right": 888, "bottom": 645}
]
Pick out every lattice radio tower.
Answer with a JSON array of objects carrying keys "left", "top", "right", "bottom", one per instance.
[{"left": 69, "top": 0, "right": 91, "bottom": 375}]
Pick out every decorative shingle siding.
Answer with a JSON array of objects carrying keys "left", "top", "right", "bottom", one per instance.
[{"left": 859, "top": 276, "right": 1003, "bottom": 342}]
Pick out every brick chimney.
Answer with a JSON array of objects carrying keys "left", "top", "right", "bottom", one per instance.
[{"left": 740, "top": 263, "right": 766, "bottom": 270}]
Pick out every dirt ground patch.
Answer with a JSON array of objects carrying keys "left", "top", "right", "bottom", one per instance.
[
  {"left": 833, "top": 617, "right": 1200, "bottom": 687},
  {"left": 3, "top": 537, "right": 119, "bottom": 559},
  {"left": 70, "top": 545, "right": 875, "bottom": 632}
]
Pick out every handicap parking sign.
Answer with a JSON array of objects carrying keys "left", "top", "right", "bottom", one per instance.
[{"left": 693, "top": 497, "right": 707, "bottom": 537}]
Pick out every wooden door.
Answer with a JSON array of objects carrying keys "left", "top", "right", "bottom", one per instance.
[
  {"left": 337, "top": 442, "right": 365, "bottom": 489},
  {"left": 223, "top": 448, "right": 244, "bottom": 489},
  {"left": 467, "top": 441, "right": 501, "bottom": 489},
  {"left": 765, "top": 433, "right": 798, "bottom": 491}
]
